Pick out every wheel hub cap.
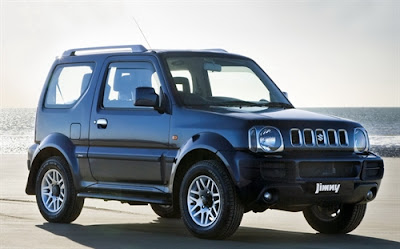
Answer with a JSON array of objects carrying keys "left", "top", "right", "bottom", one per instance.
[
  {"left": 200, "top": 190, "right": 213, "bottom": 208},
  {"left": 52, "top": 185, "right": 61, "bottom": 197}
]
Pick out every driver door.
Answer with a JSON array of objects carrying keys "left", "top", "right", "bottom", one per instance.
[{"left": 88, "top": 58, "right": 170, "bottom": 184}]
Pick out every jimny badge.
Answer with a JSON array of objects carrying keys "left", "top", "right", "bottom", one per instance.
[{"left": 315, "top": 183, "right": 341, "bottom": 194}]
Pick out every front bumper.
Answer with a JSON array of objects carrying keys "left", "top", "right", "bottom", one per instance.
[{"left": 234, "top": 151, "right": 384, "bottom": 212}]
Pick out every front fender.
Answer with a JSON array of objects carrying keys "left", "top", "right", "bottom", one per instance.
[{"left": 169, "top": 132, "right": 240, "bottom": 189}]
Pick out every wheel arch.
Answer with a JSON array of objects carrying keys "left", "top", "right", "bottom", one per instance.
[
  {"left": 169, "top": 132, "right": 240, "bottom": 208},
  {"left": 25, "top": 133, "right": 80, "bottom": 195}
]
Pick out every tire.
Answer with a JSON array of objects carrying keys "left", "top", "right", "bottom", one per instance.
[
  {"left": 151, "top": 204, "right": 181, "bottom": 218},
  {"left": 35, "top": 156, "right": 84, "bottom": 223},
  {"left": 303, "top": 203, "right": 367, "bottom": 234},
  {"left": 180, "top": 160, "right": 244, "bottom": 239}
]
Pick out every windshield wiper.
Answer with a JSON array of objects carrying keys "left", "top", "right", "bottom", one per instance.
[
  {"left": 212, "top": 100, "right": 262, "bottom": 107},
  {"left": 213, "top": 100, "right": 293, "bottom": 109}
]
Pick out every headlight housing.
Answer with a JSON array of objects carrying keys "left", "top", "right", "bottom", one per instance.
[
  {"left": 248, "top": 126, "right": 284, "bottom": 153},
  {"left": 354, "top": 128, "right": 369, "bottom": 153}
]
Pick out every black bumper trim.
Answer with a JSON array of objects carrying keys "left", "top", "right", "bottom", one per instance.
[{"left": 234, "top": 151, "right": 384, "bottom": 211}]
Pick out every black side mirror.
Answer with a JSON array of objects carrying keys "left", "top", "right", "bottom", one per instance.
[{"left": 135, "top": 87, "right": 159, "bottom": 107}]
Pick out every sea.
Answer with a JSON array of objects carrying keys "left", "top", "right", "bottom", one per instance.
[{"left": 0, "top": 108, "right": 399, "bottom": 157}]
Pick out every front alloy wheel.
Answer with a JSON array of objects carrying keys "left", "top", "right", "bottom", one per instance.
[
  {"left": 180, "top": 160, "right": 244, "bottom": 239},
  {"left": 187, "top": 175, "right": 221, "bottom": 227}
]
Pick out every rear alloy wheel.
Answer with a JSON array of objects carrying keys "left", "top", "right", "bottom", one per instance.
[
  {"left": 41, "top": 169, "right": 66, "bottom": 213},
  {"left": 303, "top": 203, "right": 367, "bottom": 234},
  {"left": 35, "top": 156, "right": 84, "bottom": 223},
  {"left": 180, "top": 160, "right": 244, "bottom": 239}
]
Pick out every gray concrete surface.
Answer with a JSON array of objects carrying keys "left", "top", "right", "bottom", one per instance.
[{"left": 0, "top": 154, "right": 399, "bottom": 249}]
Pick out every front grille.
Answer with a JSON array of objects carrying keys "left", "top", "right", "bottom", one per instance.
[
  {"left": 290, "top": 128, "right": 349, "bottom": 148},
  {"left": 299, "top": 162, "right": 360, "bottom": 178}
]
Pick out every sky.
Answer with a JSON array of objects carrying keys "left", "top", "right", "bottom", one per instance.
[{"left": 1, "top": 0, "right": 399, "bottom": 108}]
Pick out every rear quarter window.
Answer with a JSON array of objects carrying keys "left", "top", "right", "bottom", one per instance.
[{"left": 44, "top": 63, "right": 94, "bottom": 108}]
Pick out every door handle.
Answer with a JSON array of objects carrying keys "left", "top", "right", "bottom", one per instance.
[{"left": 95, "top": 118, "right": 108, "bottom": 129}]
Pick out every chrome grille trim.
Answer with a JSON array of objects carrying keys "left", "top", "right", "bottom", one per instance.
[
  {"left": 290, "top": 128, "right": 349, "bottom": 148},
  {"left": 290, "top": 128, "right": 302, "bottom": 146},
  {"left": 327, "top": 129, "right": 338, "bottom": 146}
]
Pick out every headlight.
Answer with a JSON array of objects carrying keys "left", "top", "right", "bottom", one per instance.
[
  {"left": 354, "top": 128, "right": 369, "bottom": 153},
  {"left": 248, "top": 126, "right": 284, "bottom": 153}
]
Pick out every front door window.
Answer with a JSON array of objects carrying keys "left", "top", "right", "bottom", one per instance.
[{"left": 103, "top": 62, "right": 161, "bottom": 108}]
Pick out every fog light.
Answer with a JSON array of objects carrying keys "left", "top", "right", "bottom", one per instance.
[
  {"left": 263, "top": 192, "right": 272, "bottom": 201},
  {"left": 366, "top": 190, "right": 374, "bottom": 201}
]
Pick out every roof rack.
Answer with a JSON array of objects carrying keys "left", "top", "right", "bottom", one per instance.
[
  {"left": 62, "top": 45, "right": 147, "bottom": 57},
  {"left": 203, "top": 48, "right": 228, "bottom": 53}
]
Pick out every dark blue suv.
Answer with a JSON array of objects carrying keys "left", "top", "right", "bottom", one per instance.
[{"left": 25, "top": 45, "right": 384, "bottom": 239}]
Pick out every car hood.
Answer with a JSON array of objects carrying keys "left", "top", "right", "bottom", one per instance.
[
  {"left": 173, "top": 106, "right": 362, "bottom": 151},
  {"left": 198, "top": 106, "right": 353, "bottom": 123}
]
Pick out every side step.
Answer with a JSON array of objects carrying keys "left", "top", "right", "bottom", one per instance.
[
  {"left": 78, "top": 191, "right": 171, "bottom": 205},
  {"left": 78, "top": 182, "right": 171, "bottom": 205}
]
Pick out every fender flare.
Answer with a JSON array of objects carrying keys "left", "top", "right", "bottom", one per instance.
[
  {"left": 26, "top": 133, "right": 81, "bottom": 194},
  {"left": 169, "top": 132, "right": 240, "bottom": 191}
]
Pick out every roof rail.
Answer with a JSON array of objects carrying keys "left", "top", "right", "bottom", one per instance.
[
  {"left": 62, "top": 45, "right": 147, "bottom": 57},
  {"left": 203, "top": 48, "right": 228, "bottom": 53}
]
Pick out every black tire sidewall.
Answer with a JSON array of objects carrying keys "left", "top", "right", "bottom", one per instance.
[
  {"left": 151, "top": 204, "right": 181, "bottom": 218},
  {"left": 180, "top": 161, "right": 235, "bottom": 237},
  {"left": 303, "top": 203, "right": 366, "bottom": 234},
  {"left": 35, "top": 157, "right": 72, "bottom": 222}
]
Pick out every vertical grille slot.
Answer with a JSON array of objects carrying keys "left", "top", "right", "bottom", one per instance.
[
  {"left": 290, "top": 129, "right": 301, "bottom": 146},
  {"left": 327, "top": 129, "right": 337, "bottom": 146},
  {"left": 338, "top": 129, "right": 348, "bottom": 146},
  {"left": 303, "top": 129, "right": 314, "bottom": 145}
]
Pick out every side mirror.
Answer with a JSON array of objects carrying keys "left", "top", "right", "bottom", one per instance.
[
  {"left": 135, "top": 87, "right": 159, "bottom": 107},
  {"left": 283, "top": 92, "right": 289, "bottom": 99}
]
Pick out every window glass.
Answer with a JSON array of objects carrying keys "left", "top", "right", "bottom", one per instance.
[
  {"left": 45, "top": 64, "right": 93, "bottom": 108},
  {"left": 103, "top": 62, "right": 160, "bottom": 108},
  {"left": 208, "top": 66, "right": 270, "bottom": 102},
  {"left": 165, "top": 56, "right": 290, "bottom": 107}
]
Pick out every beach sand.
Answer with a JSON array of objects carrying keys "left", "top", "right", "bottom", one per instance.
[{"left": 0, "top": 154, "right": 399, "bottom": 248}]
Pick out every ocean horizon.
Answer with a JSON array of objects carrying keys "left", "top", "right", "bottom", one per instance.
[{"left": 1, "top": 107, "right": 399, "bottom": 157}]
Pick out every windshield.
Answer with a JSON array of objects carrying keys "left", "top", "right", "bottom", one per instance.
[{"left": 165, "top": 55, "right": 292, "bottom": 108}]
